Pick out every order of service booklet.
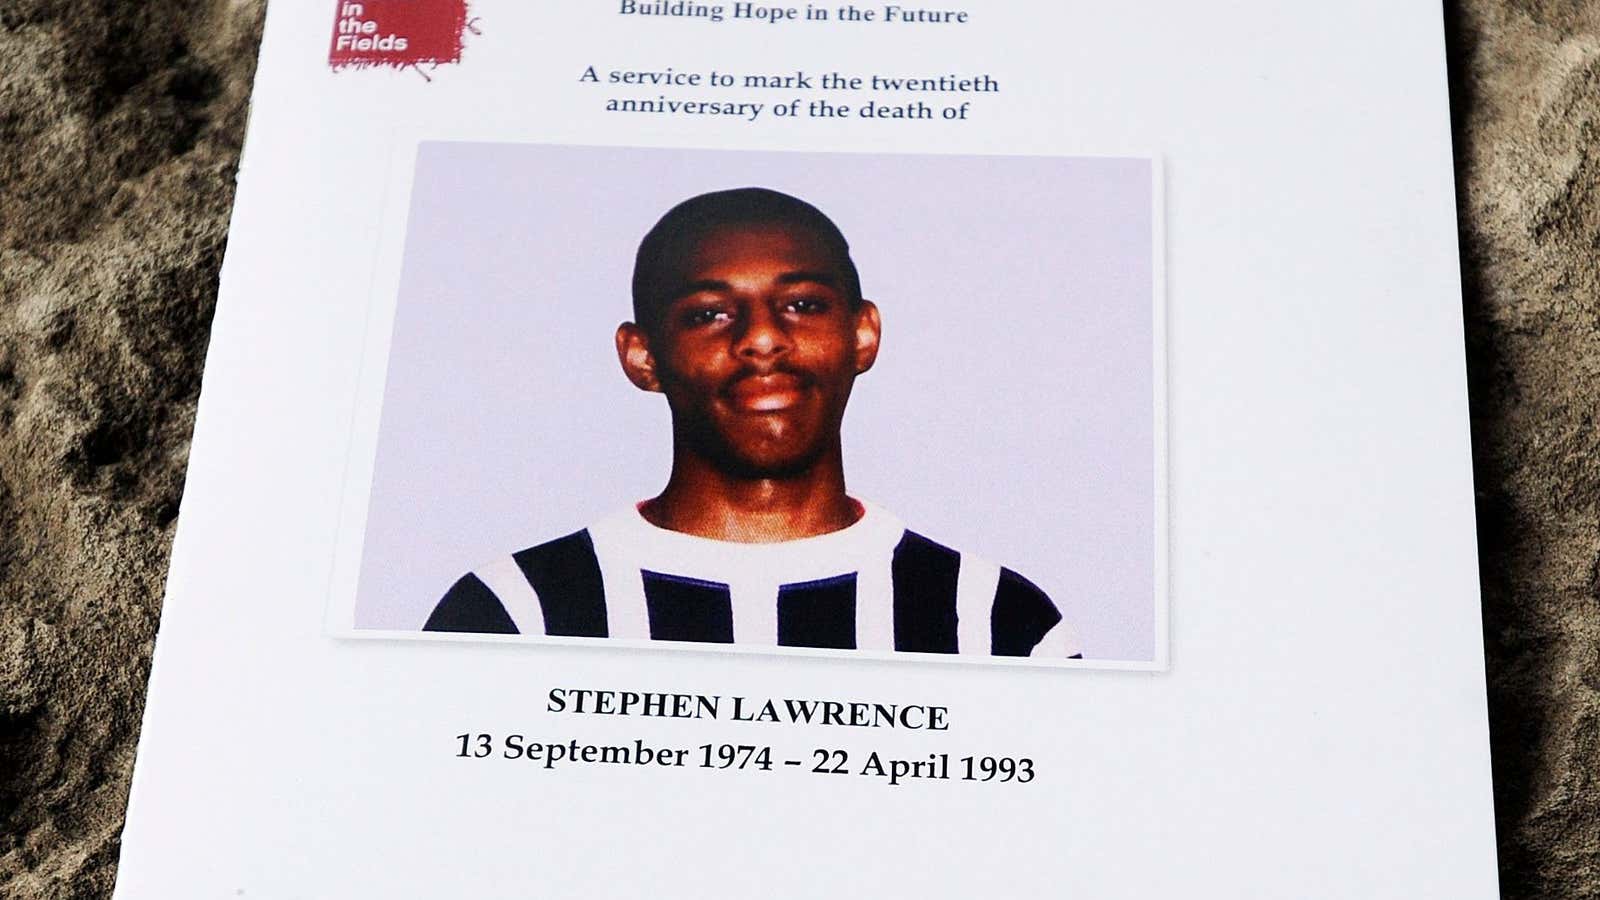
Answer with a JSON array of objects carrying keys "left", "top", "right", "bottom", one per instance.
[{"left": 114, "top": 2, "right": 1498, "bottom": 896}]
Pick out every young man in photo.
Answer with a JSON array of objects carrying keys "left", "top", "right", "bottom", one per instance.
[{"left": 425, "top": 187, "right": 1078, "bottom": 658}]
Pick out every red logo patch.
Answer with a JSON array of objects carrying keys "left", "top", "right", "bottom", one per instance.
[{"left": 329, "top": 0, "right": 470, "bottom": 71}]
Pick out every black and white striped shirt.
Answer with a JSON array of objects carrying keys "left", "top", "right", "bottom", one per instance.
[{"left": 425, "top": 501, "right": 1079, "bottom": 658}]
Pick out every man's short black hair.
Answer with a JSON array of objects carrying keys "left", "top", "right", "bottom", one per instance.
[{"left": 631, "top": 187, "right": 862, "bottom": 328}]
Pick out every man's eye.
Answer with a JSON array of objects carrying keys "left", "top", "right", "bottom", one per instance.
[
  {"left": 785, "top": 297, "right": 830, "bottom": 314},
  {"left": 683, "top": 308, "right": 731, "bottom": 326}
]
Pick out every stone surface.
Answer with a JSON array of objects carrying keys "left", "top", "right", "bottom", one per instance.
[
  {"left": 1450, "top": 2, "right": 1600, "bottom": 897},
  {"left": 0, "top": 1, "right": 1593, "bottom": 897},
  {"left": 0, "top": 2, "right": 264, "bottom": 897}
]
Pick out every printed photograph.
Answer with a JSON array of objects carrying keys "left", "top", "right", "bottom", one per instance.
[{"left": 341, "top": 142, "right": 1162, "bottom": 667}]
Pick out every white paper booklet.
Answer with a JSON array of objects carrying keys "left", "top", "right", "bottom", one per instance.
[{"left": 115, "top": 2, "right": 1497, "bottom": 896}]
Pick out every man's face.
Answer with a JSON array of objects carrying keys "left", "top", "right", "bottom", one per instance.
[{"left": 617, "top": 222, "right": 881, "bottom": 478}]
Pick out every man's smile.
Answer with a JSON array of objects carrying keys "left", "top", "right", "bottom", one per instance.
[{"left": 723, "top": 371, "right": 810, "bottom": 412}]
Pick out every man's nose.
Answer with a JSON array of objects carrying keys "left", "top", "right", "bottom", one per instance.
[{"left": 733, "top": 304, "right": 793, "bottom": 359}]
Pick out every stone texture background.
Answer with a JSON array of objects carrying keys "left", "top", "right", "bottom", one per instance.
[
  {"left": 1452, "top": 2, "right": 1600, "bottom": 895},
  {"left": 0, "top": 0, "right": 1593, "bottom": 896}
]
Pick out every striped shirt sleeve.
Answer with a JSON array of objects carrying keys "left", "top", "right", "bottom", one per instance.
[
  {"left": 423, "top": 573, "right": 518, "bottom": 634},
  {"left": 990, "top": 567, "right": 1071, "bottom": 658}
]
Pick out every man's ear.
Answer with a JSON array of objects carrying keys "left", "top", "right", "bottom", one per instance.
[
  {"left": 616, "top": 322, "right": 662, "bottom": 392},
  {"left": 853, "top": 299, "right": 882, "bottom": 375}
]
